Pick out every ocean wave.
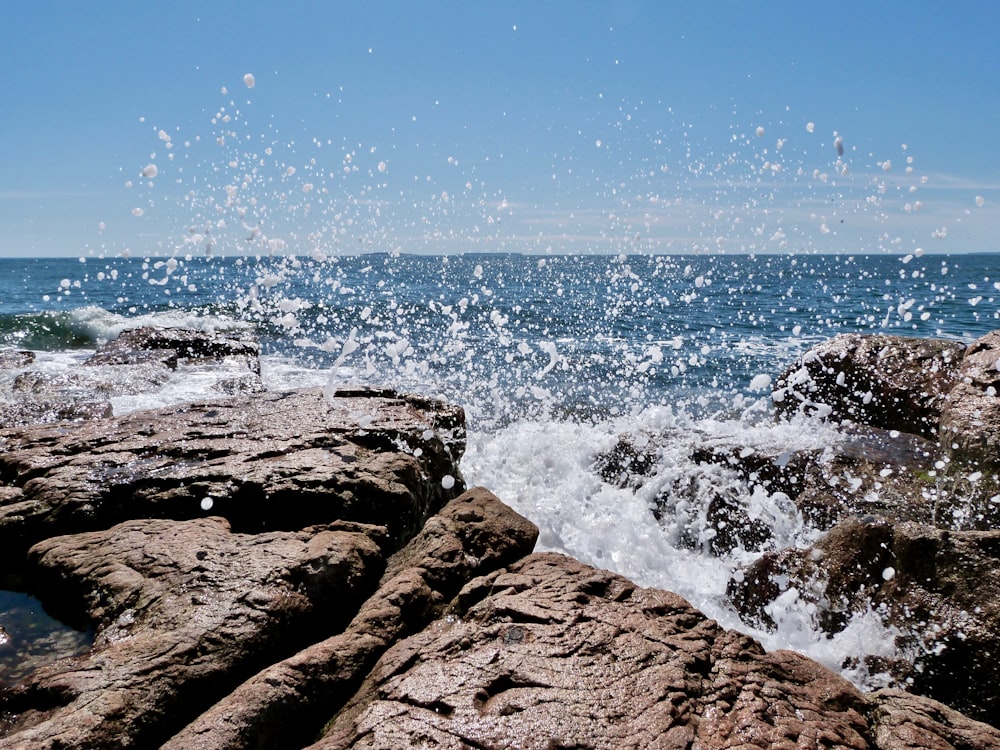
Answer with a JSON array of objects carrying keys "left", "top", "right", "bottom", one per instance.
[{"left": 0, "top": 306, "right": 251, "bottom": 351}]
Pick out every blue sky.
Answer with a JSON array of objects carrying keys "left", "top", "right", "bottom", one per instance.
[{"left": 1, "top": 1, "right": 998, "bottom": 257}]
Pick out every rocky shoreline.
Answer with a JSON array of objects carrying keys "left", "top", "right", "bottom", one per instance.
[{"left": 0, "top": 327, "right": 999, "bottom": 748}]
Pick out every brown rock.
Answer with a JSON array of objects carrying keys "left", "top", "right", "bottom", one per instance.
[
  {"left": 0, "top": 516, "right": 384, "bottom": 749},
  {"left": 939, "top": 330, "right": 1000, "bottom": 472},
  {"left": 869, "top": 688, "right": 1000, "bottom": 750},
  {"left": 0, "top": 387, "right": 466, "bottom": 556},
  {"left": 317, "top": 552, "right": 1000, "bottom": 749},
  {"left": 773, "top": 333, "right": 965, "bottom": 438},
  {"left": 160, "top": 487, "right": 538, "bottom": 750},
  {"left": 0, "top": 399, "right": 114, "bottom": 430},
  {"left": 84, "top": 326, "right": 261, "bottom": 374},
  {"left": 0, "top": 352, "right": 34, "bottom": 371}
]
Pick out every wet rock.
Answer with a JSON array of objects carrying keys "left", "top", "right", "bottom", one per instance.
[
  {"left": 869, "top": 688, "right": 1000, "bottom": 750},
  {"left": 729, "top": 518, "right": 1000, "bottom": 726},
  {"left": 0, "top": 328, "right": 265, "bottom": 430},
  {"left": 84, "top": 326, "right": 261, "bottom": 374},
  {"left": 0, "top": 353, "right": 33, "bottom": 371},
  {"left": 0, "top": 399, "right": 114, "bottom": 430},
  {"left": 773, "top": 333, "right": 965, "bottom": 438},
  {"left": 592, "top": 432, "right": 660, "bottom": 489},
  {"left": 792, "top": 425, "right": 940, "bottom": 528},
  {"left": 317, "top": 552, "right": 1000, "bottom": 749},
  {"left": 940, "top": 330, "right": 1000, "bottom": 470}
]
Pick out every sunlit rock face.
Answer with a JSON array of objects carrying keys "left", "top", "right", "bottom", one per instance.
[
  {"left": 772, "top": 332, "right": 966, "bottom": 438},
  {"left": 940, "top": 330, "right": 1000, "bottom": 471},
  {"left": 0, "top": 372, "right": 470, "bottom": 748}
]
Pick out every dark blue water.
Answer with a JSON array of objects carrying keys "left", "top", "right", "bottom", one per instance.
[{"left": 1, "top": 252, "right": 997, "bottom": 425}]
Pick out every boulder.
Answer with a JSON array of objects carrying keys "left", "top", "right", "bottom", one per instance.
[
  {"left": 770, "top": 330, "right": 1000, "bottom": 528},
  {"left": 160, "top": 486, "right": 538, "bottom": 750},
  {"left": 318, "top": 552, "right": 1000, "bottom": 749},
  {"left": 0, "top": 487, "right": 535, "bottom": 750},
  {"left": 1, "top": 516, "right": 385, "bottom": 749},
  {"left": 939, "top": 330, "right": 1000, "bottom": 473},
  {"left": 772, "top": 333, "right": 965, "bottom": 438},
  {"left": 729, "top": 518, "right": 1000, "bottom": 726},
  {"left": 0, "top": 353, "right": 34, "bottom": 371},
  {"left": 84, "top": 326, "right": 261, "bottom": 375}
]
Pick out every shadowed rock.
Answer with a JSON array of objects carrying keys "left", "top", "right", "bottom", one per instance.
[
  {"left": 940, "top": 330, "right": 1000, "bottom": 471},
  {"left": 729, "top": 518, "right": 1000, "bottom": 726}
]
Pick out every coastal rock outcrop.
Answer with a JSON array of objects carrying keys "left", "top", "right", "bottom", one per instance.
[
  {"left": 0, "top": 386, "right": 465, "bottom": 557},
  {"left": 320, "top": 552, "right": 1000, "bottom": 749},
  {"left": 728, "top": 518, "right": 1000, "bottom": 724},
  {"left": 594, "top": 329, "right": 1000, "bottom": 729},
  {"left": 727, "top": 329, "right": 1000, "bottom": 726},
  {"left": 772, "top": 332, "right": 965, "bottom": 438},
  {"left": 939, "top": 329, "right": 1000, "bottom": 473},
  {"left": 1, "top": 326, "right": 1000, "bottom": 747},
  {"left": 0, "top": 375, "right": 472, "bottom": 748}
]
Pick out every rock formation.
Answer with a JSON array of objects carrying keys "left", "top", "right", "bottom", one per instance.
[
  {"left": 0, "top": 326, "right": 999, "bottom": 747},
  {"left": 731, "top": 329, "right": 1000, "bottom": 726}
]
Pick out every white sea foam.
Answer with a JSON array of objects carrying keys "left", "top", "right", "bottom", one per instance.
[{"left": 461, "top": 405, "right": 900, "bottom": 689}]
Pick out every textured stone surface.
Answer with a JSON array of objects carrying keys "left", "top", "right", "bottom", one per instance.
[
  {"left": 161, "top": 486, "right": 538, "bottom": 750},
  {"left": 940, "top": 330, "right": 1000, "bottom": 470},
  {"left": 317, "top": 552, "right": 1000, "bottom": 750},
  {"left": 0, "top": 517, "right": 384, "bottom": 749},
  {"left": 84, "top": 326, "right": 261, "bottom": 374},
  {"left": 0, "top": 382, "right": 473, "bottom": 748},
  {"left": 0, "top": 387, "right": 466, "bottom": 555},
  {"left": 773, "top": 332, "right": 965, "bottom": 438}
]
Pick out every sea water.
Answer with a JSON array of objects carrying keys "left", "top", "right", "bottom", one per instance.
[{"left": 1, "top": 251, "right": 998, "bottom": 688}]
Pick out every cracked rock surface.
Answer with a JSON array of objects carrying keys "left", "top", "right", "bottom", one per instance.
[{"left": 319, "top": 552, "right": 1000, "bottom": 750}]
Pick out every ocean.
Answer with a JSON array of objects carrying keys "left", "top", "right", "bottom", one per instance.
[{"left": 1, "top": 250, "right": 998, "bottom": 688}]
